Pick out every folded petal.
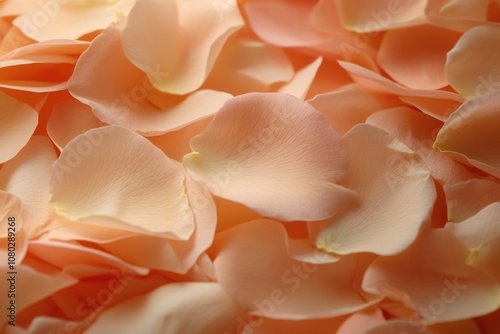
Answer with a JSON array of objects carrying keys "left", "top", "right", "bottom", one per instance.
[
  {"left": 0, "top": 91, "right": 38, "bottom": 163},
  {"left": 434, "top": 91, "right": 500, "bottom": 178},
  {"left": 50, "top": 126, "right": 195, "bottom": 239},
  {"left": 378, "top": 25, "right": 460, "bottom": 90},
  {"left": 278, "top": 57, "right": 322, "bottom": 99},
  {"left": 183, "top": 92, "right": 355, "bottom": 221},
  {"left": 446, "top": 25, "right": 500, "bottom": 98},
  {"left": 310, "top": 124, "right": 436, "bottom": 255},
  {"left": 362, "top": 229, "right": 500, "bottom": 324},
  {"left": 85, "top": 283, "right": 240, "bottom": 334},
  {"left": 122, "top": 0, "right": 243, "bottom": 95},
  {"left": 213, "top": 220, "right": 376, "bottom": 319}
]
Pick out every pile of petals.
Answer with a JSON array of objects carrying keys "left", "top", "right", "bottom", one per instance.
[{"left": 1, "top": 0, "right": 500, "bottom": 333}]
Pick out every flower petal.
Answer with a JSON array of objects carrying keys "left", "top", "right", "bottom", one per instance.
[
  {"left": 310, "top": 124, "right": 436, "bottom": 256},
  {"left": 50, "top": 126, "right": 195, "bottom": 239},
  {"left": 183, "top": 92, "right": 355, "bottom": 221}
]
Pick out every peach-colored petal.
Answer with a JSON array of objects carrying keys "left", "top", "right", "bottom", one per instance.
[
  {"left": 339, "top": 61, "right": 464, "bottom": 121},
  {"left": 12, "top": 0, "right": 135, "bottom": 41},
  {"left": 0, "top": 136, "right": 55, "bottom": 235},
  {"left": 446, "top": 25, "right": 500, "bottom": 98},
  {"left": 336, "top": 308, "right": 386, "bottom": 334},
  {"left": 50, "top": 126, "right": 195, "bottom": 239},
  {"left": 378, "top": 25, "right": 460, "bottom": 90},
  {"left": 183, "top": 92, "right": 355, "bottom": 221},
  {"left": 85, "top": 283, "right": 240, "bottom": 334},
  {"left": 0, "top": 91, "right": 38, "bottom": 163},
  {"left": 278, "top": 56, "right": 322, "bottom": 99},
  {"left": 213, "top": 220, "right": 377, "bottom": 319},
  {"left": 68, "top": 25, "right": 231, "bottom": 135},
  {"left": 444, "top": 178, "right": 500, "bottom": 222},
  {"left": 47, "top": 99, "right": 104, "bottom": 150},
  {"left": 309, "top": 124, "right": 436, "bottom": 255},
  {"left": 0, "top": 191, "right": 28, "bottom": 265},
  {"left": 204, "top": 36, "right": 294, "bottom": 95},
  {"left": 366, "top": 106, "right": 479, "bottom": 185},
  {"left": 336, "top": 0, "right": 427, "bottom": 32},
  {"left": 362, "top": 229, "right": 500, "bottom": 325},
  {"left": 308, "top": 88, "right": 383, "bottom": 135},
  {"left": 434, "top": 91, "right": 500, "bottom": 178},
  {"left": 440, "top": 0, "right": 491, "bottom": 21},
  {"left": 240, "top": 315, "right": 348, "bottom": 334},
  {"left": 445, "top": 203, "right": 500, "bottom": 281},
  {"left": 0, "top": 25, "right": 35, "bottom": 57},
  {"left": 475, "top": 308, "right": 500, "bottom": 334},
  {"left": 26, "top": 317, "right": 85, "bottom": 334},
  {"left": 122, "top": 0, "right": 243, "bottom": 95}
]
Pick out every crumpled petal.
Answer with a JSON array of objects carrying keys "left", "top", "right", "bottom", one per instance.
[
  {"left": 336, "top": 0, "right": 427, "bottom": 32},
  {"left": 362, "top": 229, "right": 500, "bottom": 325},
  {"left": 378, "top": 25, "right": 460, "bottom": 90},
  {"left": 50, "top": 126, "right": 195, "bottom": 239},
  {"left": 434, "top": 91, "right": 500, "bottom": 178},
  {"left": 68, "top": 24, "right": 231, "bottom": 135},
  {"left": 12, "top": 0, "right": 135, "bottom": 41},
  {"left": 183, "top": 92, "right": 355, "bottom": 221},
  {"left": 310, "top": 124, "right": 436, "bottom": 256},
  {"left": 0, "top": 136, "right": 56, "bottom": 235},
  {"left": 0, "top": 91, "right": 38, "bottom": 163},
  {"left": 85, "top": 283, "right": 240, "bottom": 334},
  {"left": 122, "top": 0, "right": 243, "bottom": 95},
  {"left": 213, "top": 220, "right": 377, "bottom": 319},
  {"left": 446, "top": 25, "right": 500, "bottom": 98}
]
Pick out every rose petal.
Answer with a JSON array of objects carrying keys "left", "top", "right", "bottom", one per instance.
[
  {"left": 183, "top": 92, "right": 355, "bottom": 221},
  {"left": 213, "top": 220, "right": 377, "bottom": 319},
  {"left": 50, "top": 126, "right": 195, "bottom": 239},
  {"left": 0, "top": 91, "right": 38, "bottom": 163},
  {"left": 310, "top": 124, "right": 436, "bottom": 256},
  {"left": 434, "top": 91, "right": 500, "bottom": 178},
  {"left": 85, "top": 283, "right": 240, "bottom": 334},
  {"left": 446, "top": 25, "right": 500, "bottom": 98},
  {"left": 278, "top": 57, "right": 322, "bottom": 99}
]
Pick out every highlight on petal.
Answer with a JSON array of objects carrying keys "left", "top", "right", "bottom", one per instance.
[
  {"left": 0, "top": 91, "right": 38, "bottom": 163},
  {"left": 0, "top": 136, "right": 56, "bottom": 235},
  {"left": 85, "top": 283, "right": 240, "bottom": 334},
  {"left": 68, "top": 25, "right": 231, "bottom": 135},
  {"left": 434, "top": 90, "right": 500, "bottom": 178},
  {"left": 309, "top": 124, "right": 436, "bottom": 256},
  {"left": 122, "top": 0, "right": 244, "bottom": 95},
  {"left": 446, "top": 25, "right": 500, "bottom": 98},
  {"left": 278, "top": 56, "right": 322, "bottom": 99},
  {"left": 182, "top": 92, "right": 355, "bottom": 221},
  {"left": 377, "top": 25, "right": 460, "bottom": 90},
  {"left": 336, "top": 0, "right": 427, "bottom": 32},
  {"left": 12, "top": 0, "right": 135, "bottom": 41},
  {"left": 50, "top": 126, "right": 195, "bottom": 239},
  {"left": 445, "top": 203, "right": 500, "bottom": 281},
  {"left": 362, "top": 229, "right": 500, "bottom": 325},
  {"left": 213, "top": 220, "right": 377, "bottom": 319}
]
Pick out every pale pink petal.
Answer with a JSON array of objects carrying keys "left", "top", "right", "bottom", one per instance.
[
  {"left": 47, "top": 99, "right": 104, "bottom": 150},
  {"left": 50, "top": 126, "right": 195, "bottom": 239},
  {"left": 122, "top": 0, "right": 243, "bottom": 95},
  {"left": 339, "top": 61, "right": 464, "bottom": 121},
  {"left": 308, "top": 88, "right": 383, "bottom": 135},
  {"left": 213, "top": 220, "right": 377, "bottom": 319},
  {"left": 68, "top": 25, "right": 231, "bottom": 135},
  {"left": 362, "top": 229, "right": 500, "bottom": 324},
  {"left": 204, "top": 36, "right": 294, "bottom": 95},
  {"left": 434, "top": 91, "right": 500, "bottom": 178},
  {"left": 336, "top": 0, "right": 427, "bottom": 32},
  {"left": 85, "top": 283, "right": 240, "bottom": 334},
  {"left": 183, "top": 92, "right": 355, "bottom": 221},
  {"left": 0, "top": 136, "right": 55, "bottom": 235},
  {"left": 309, "top": 124, "right": 436, "bottom": 255},
  {"left": 378, "top": 25, "right": 460, "bottom": 90},
  {"left": 446, "top": 25, "right": 500, "bottom": 98},
  {"left": 366, "top": 106, "right": 479, "bottom": 185},
  {"left": 12, "top": 0, "right": 135, "bottom": 41},
  {"left": 0, "top": 91, "right": 38, "bottom": 163},
  {"left": 445, "top": 203, "right": 500, "bottom": 281},
  {"left": 278, "top": 57, "right": 322, "bottom": 99},
  {"left": 444, "top": 178, "right": 500, "bottom": 222}
]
